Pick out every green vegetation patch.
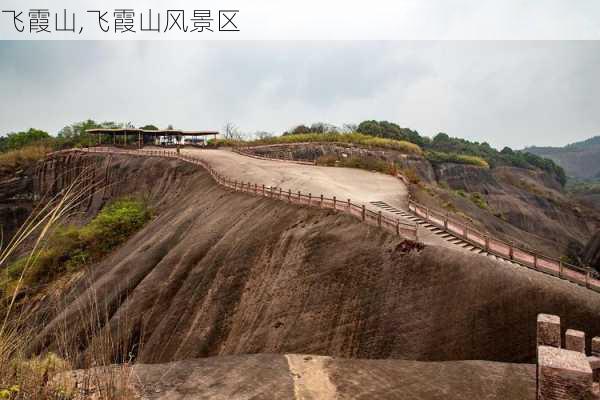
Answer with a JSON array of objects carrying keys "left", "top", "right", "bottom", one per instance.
[
  {"left": 0, "top": 197, "right": 151, "bottom": 297},
  {"left": 469, "top": 192, "right": 488, "bottom": 209}
]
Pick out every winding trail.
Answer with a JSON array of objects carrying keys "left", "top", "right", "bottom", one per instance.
[{"left": 181, "top": 148, "right": 491, "bottom": 254}]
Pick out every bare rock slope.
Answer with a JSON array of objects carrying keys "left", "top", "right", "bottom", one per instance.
[
  {"left": 74, "top": 354, "right": 534, "bottom": 400},
  {"left": 30, "top": 152, "right": 600, "bottom": 367}
]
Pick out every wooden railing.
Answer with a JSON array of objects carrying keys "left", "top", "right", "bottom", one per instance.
[
  {"left": 51, "top": 147, "right": 419, "bottom": 240},
  {"left": 408, "top": 199, "right": 600, "bottom": 292}
]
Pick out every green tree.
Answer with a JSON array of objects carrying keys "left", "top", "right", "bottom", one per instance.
[
  {"left": 1, "top": 128, "right": 50, "bottom": 151},
  {"left": 139, "top": 124, "right": 159, "bottom": 130}
]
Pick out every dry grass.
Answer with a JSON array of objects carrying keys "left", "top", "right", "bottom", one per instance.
[
  {"left": 0, "top": 145, "right": 53, "bottom": 172},
  {"left": 425, "top": 151, "right": 490, "bottom": 168},
  {"left": 213, "top": 134, "right": 424, "bottom": 155},
  {"left": 251, "top": 132, "right": 423, "bottom": 155},
  {"left": 0, "top": 159, "right": 139, "bottom": 399}
]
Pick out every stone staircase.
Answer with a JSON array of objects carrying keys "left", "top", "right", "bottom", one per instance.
[{"left": 370, "top": 200, "right": 520, "bottom": 265}]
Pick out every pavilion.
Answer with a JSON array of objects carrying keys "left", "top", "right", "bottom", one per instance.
[{"left": 85, "top": 128, "right": 220, "bottom": 148}]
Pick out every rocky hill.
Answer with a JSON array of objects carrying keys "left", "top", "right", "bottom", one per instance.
[
  {"left": 526, "top": 136, "right": 600, "bottom": 180},
  {"left": 242, "top": 142, "right": 600, "bottom": 259},
  {"left": 583, "top": 231, "right": 600, "bottom": 271},
  {"left": 1, "top": 150, "right": 599, "bottom": 399},
  {"left": 18, "top": 152, "right": 600, "bottom": 369}
]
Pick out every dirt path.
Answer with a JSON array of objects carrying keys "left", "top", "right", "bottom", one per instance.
[
  {"left": 183, "top": 148, "right": 408, "bottom": 210},
  {"left": 285, "top": 354, "right": 338, "bottom": 400}
]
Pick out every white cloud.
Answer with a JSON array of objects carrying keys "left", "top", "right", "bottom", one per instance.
[{"left": 0, "top": 40, "right": 599, "bottom": 148}]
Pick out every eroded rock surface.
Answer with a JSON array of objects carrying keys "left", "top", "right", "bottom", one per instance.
[{"left": 26, "top": 153, "right": 600, "bottom": 367}]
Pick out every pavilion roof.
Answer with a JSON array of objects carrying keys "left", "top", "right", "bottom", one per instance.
[{"left": 86, "top": 128, "right": 219, "bottom": 136}]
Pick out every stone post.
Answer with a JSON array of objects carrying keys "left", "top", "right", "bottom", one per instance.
[
  {"left": 362, "top": 205, "right": 366, "bottom": 221},
  {"left": 537, "top": 314, "right": 561, "bottom": 348},
  {"left": 587, "top": 356, "right": 600, "bottom": 383},
  {"left": 592, "top": 337, "right": 600, "bottom": 357},
  {"left": 537, "top": 346, "right": 593, "bottom": 400},
  {"left": 565, "top": 330, "right": 585, "bottom": 353}
]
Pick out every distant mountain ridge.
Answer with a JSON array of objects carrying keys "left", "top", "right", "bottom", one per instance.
[{"left": 526, "top": 135, "right": 600, "bottom": 180}]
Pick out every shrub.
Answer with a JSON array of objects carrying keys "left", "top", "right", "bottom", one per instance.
[
  {"left": 0, "top": 197, "right": 151, "bottom": 297},
  {"left": 81, "top": 198, "right": 151, "bottom": 256},
  {"left": 0, "top": 128, "right": 50, "bottom": 152},
  {"left": 469, "top": 192, "right": 488, "bottom": 209}
]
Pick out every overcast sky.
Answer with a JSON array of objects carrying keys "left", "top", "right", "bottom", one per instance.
[{"left": 0, "top": 40, "right": 599, "bottom": 149}]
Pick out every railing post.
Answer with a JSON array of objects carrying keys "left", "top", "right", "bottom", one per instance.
[
  {"left": 279, "top": 188, "right": 282, "bottom": 200},
  {"left": 298, "top": 190, "right": 301, "bottom": 202},
  {"left": 396, "top": 220, "right": 400, "bottom": 236},
  {"left": 320, "top": 194, "right": 324, "bottom": 208},
  {"left": 333, "top": 196, "right": 337, "bottom": 209},
  {"left": 347, "top": 198, "right": 351, "bottom": 211},
  {"left": 262, "top": 184, "right": 265, "bottom": 196},
  {"left": 362, "top": 205, "right": 366, "bottom": 221},
  {"left": 378, "top": 211, "right": 382, "bottom": 227},
  {"left": 509, "top": 243, "right": 514, "bottom": 260},
  {"left": 586, "top": 271, "right": 590, "bottom": 289},
  {"left": 309, "top": 193, "right": 312, "bottom": 206},
  {"left": 288, "top": 189, "right": 291, "bottom": 203},
  {"left": 559, "top": 261, "right": 563, "bottom": 278},
  {"left": 234, "top": 180, "right": 237, "bottom": 191},
  {"left": 254, "top": 183, "right": 258, "bottom": 195},
  {"left": 533, "top": 254, "right": 538, "bottom": 270}
]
